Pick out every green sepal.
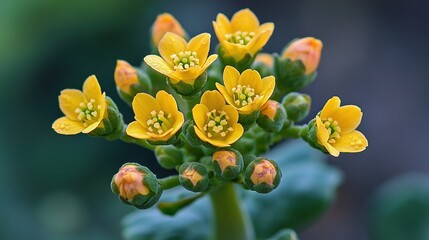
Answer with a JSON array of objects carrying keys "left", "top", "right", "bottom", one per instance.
[
  {"left": 212, "top": 147, "right": 244, "bottom": 180},
  {"left": 167, "top": 71, "right": 207, "bottom": 96},
  {"left": 257, "top": 102, "right": 287, "bottom": 132},
  {"left": 89, "top": 97, "right": 124, "bottom": 140},
  {"left": 282, "top": 92, "right": 311, "bottom": 122},
  {"left": 239, "top": 110, "right": 260, "bottom": 129},
  {"left": 273, "top": 54, "right": 316, "bottom": 100},
  {"left": 183, "top": 120, "right": 204, "bottom": 148},
  {"left": 111, "top": 163, "right": 163, "bottom": 209},
  {"left": 147, "top": 133, "right": 180, "bottom": 146},
  {"left": 244, "top": 158, "right": 282, "bottom": 194},
  {"left": 154, "top": 145, "right": 184, "bottom": 170},
  {"left": 217, "top": 45, "right": 255, "bottom": 72},
  {"left": 252, "top": 59, "right": 273, "bottom": 78},
  {"left": 179, "top": 162, "right": 209, "bottom": 192}
]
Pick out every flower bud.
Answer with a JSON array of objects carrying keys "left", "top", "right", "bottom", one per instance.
[
  {"left": 257, "top": 100, "right": 287, "bottom": 132},
  {"left": 114, "top": 60, "right": 139, "bottom": 94},
  {"left": 179, "top": 162, "right": 209, "bottom": 192},
  {"left": 88, "top": 97, "right": 124, "bottom": 140},
  {"left": 238, "top": 110, "right": 260, "bottom": 130},
  {"left": 154, "top": 145, "right": 184, "bottom": 170},
  {"left": 244, "top": 158, "right": 282, "bottom": 194},
  {"left": 282, "top": 37, "right": 323, "bottom": 74},
  {"left": 111, "top": 163, "right": 162, "bottom": 209},
  {"left": 253, "top": 53, "right": 274, "bottom": 77},
  {"left": 281, "top": 92, "right": 311, "bottom": 122},
  {"left": 167, "top": 71, "right": 207, "bottom": 96},
  {"left": 151, "top": 13, "right": 186, "bottom": 49},
  {"left": 212, "top": 148, "right": 244, "bottom": 179}
]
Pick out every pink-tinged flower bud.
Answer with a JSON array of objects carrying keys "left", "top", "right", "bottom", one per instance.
[
  {"left": 111, "top": 163, "right": 162, "bottom": 209},
  {"left": 151, "top": 13, "right": 186, "bottom": 48},
  {"left": 245, "top": 158, "right": 282, "bottom": 193},
  {"left": 179, "top": 162, "right": 209, "bottom": 192},
  {"left": 282, "top": 37, "right": 323, "bottom": 74},
  {"left": 114, "top": 60, "right": 139, "bottom": 94},
  {"left": 257, "top": 100, "right": 287, "bottom": 132},
  {"left": 212, "top": 148, "right": 243, "bottom": 179}
]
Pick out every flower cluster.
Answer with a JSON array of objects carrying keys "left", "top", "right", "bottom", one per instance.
[{"left": 52, "top": 8, "right": 368, "bottom": 210}]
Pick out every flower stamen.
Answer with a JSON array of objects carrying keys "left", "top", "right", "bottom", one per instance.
[
  {"left": 231, "top": 85, "right": 261, "bottom": 107},
  {"left": 204, "top": 110, "right": 233, "bottom": 138},
  {"left": 146, "top": 110, "right": 173, "bottom": 135},
  {"left": 75, "top": 98, "right": 100, "bottom": 124},
  {"left": 321, "top": 117, "right": 342, "bottom": 143},
  {"left": 225, "top": 31, "right": 255, "bottom": 45},
  {"left": 170, "top": 51, "right": 200, "bottom": 71}
]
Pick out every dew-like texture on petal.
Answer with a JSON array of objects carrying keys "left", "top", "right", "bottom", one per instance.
[
  {"left": 332, "top": 130, "right": 368, "bottom": 153},
  {"left": 52, "top": 117, "right": 84, "bottom": 135},
  {"left": 158, "top": 32, "right": 187, "bottom": 66},
  {"left": 59, "top": 89, "right": 85, "bottom": 121},
  {"left": 144, "top": 55, "right": 173, "bottom": 75},
  {"left": 231, "top": 8, "right": 259, "bottom": 32}
]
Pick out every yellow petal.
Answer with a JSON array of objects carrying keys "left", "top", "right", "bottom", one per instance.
[
  {"left": 259, "top": 75, "right": 276, "bottom": 105},
  {"left": 132, "top": 93, "right": 160, "bottom": 126},
  {"left": 158, "top": 32, "right": 187, "bottom": 66},
  {"left": 144, "top": 55, "right": 174, "bottom": 76},
  {"left": 59, "top": 89, "right": 85, "bottom": 121},
  {"left": 316, "top": 116, "right": 339, "bottom": 157},
  {"left": 231, "top": 9, "right": 259, "bottom": 32},
  {"left": 222, "top": 105, "right": 239, "bottom": 125},
  {"left": 147, "top": 128, "right": 174, "bottom": 141},
  {"left": 52, "top": 117, "right": 84, "bottom": 135},
  {"left": 200, "top": 90, "right": 226, "bottom": 111},
  {"left": 200, "top": 54, "right": 218, "bottom": 72},
  {"left": 126, "top": 121, "right": 150, "bottom": 139},
  {"left": 82, "top": 119, "right": 103, "bottom": 134},
  {"left": 239, "top": 69, "right": 263, "bottom": 92},
  {"left": 213, "top": 13, "right": 232, "bottom": 42},
  {"left": 332, "top": 130, "right": 368, "bottom": 153},
  {"left": 331, "top": 105, "right": 363, "bottom": 134},
  {"left": 225, "top": 123, "right": 244, "bottom": 144},
  {"left": 170, "top": 112, "right": 185, "bottom": 136},
  {"left": 247, "top": 23, "right": 274, "bottom": 55},
  {"left": 187, "top": 33, "right": 211, "bottom": 65},
  {"left": 156, "top": 90, "right": 179, "bottom": 116},
  {"left": 192, "top": 104, "right": 209, "bottom": 131},
  {"left": 237, "top": 104, "right": 254, "bottom": 115},
  {"left": 320, "top": 96, "right": 341, "bottom": 119},
  {"left": 168, "top": 66, "right": 203, "bottom": 84},
  {"left": 222, "top": 65, "right": 240, "bottom": 95},
  {"left": 216, "top": 83, "right": 235, "bottom": 107},
  {"left": 222, "top": 41, "right": 249, "bottom": 61},
  {"left": 194, "top": 125, "right": 216, "bottom": 145},
  {"left": 207, "top": 138, "right": 231, "bottom": 148},
  {"left": 83, "top": 75, "right": 102, "bottom": 103}
]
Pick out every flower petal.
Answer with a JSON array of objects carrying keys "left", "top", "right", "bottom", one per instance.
[
  {"left": 216, "top": 83, "right": 236, "bottom": 107},
  {"left": 156, "top": 90, "right": 179, "bottom": 116},
  {"left": 170, "top": 112, "right": 185, "bottom": 136},
  {"left": 259, "top": 75, "right": 276, "bottom": 104},
  {"left": 144, "top": 55, "right": 174, "bottom": 76},
  {"left": 192, "top": 104, "right": 209, "bottom": 131},
  {"left": 221, "top": 41, "right": 249, "bottom": 61},
  {"left": 194, "top": 126, "right": 214, "bottom": 145},
  {"left": 231, "top": 9, "right": 259, "bottom": 32},
  {"left": 201, "top": 54, "right": 218, "bottom": 72},
  {"left": 239, "top": 69, "right": 263, "bottom": 92},
  {"left": 316, "top": 116, "right": 339, "bottom": 157},
  {"left": 222, "top": 65, "right": 240, "bottom": 95},
  {"left": 332, "top": 130, "right": 368, "bottom": 153},
  {"left": 213, "top": 13, "right": 231, "bottom": 42},
  {"left": 158, "top": 32, "right": 187, "bottom": 66},
  {"left": 331, "top": 105, "right": 363, "bottom": 134},
  {"left": 126, "top": 121, "right": 150, "bottom": 139},
  {"left": 59, "top": 89, "right": 85, "bottom": 121},
  {"left": 52, "top": 117, "right": 84, "bottom": 135},
  {"left": 83, "top": 75, "right": 102, "bottom": 103},
  {"left": 222, "top": 105, "right": 239, "bottom": 125},
  {"left": 200, "top": 90, "right": 226, "bottom": 111},
  {"left": 82, "top": 118, "right": 103, "bottom": 133},
  {"left": 187, "top": 33, "right": 211, "bottom": 65},
  {"left": 225, "top": 123, "right": 244, "bottom": 145},
  {"left": 247, "top": 23, "right": 274, "bottom": 55},
  {"left": 168, "top": 66, "right": 203, "bottom": 84},
  {"left": 320, "top": 96, "right": 340, "bottom": 119},
  {"left": 132, "top": 93, "right": 160, "bottom": 126}
]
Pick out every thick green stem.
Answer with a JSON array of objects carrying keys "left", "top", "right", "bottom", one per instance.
[
  {"left": 159, "top": 175, "right": 180, "bottom": 190},
  {"left": 210, "top": 183, "right": 254, "bottom": 240}
]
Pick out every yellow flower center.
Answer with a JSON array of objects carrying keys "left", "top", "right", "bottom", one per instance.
[
  {"left": 232, "top": 85, "right": 262, "bottom": 107},
  {"left": 146, "top": 110, "right": 173, "bottom": 135},
  {"left": 203, "top": 110, "right": 234, "bottom": 138},
  {"left": 74, "top": 98, "right": 102, "bottom": 127},
  {"left": 170, "top": 51, "right": 200, "bottom": 71},
  {"left": 321, "top": 117, "right": 342, "bottom": 144},
  {"left": 225, "top": 31, "right": 255, "bottom": 45}
]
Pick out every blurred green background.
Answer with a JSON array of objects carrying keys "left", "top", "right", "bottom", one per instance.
[{"left": 1, "top": 0, "right": 428, "bottom": 239}]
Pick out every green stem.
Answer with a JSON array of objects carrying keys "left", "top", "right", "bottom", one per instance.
[
  {"left": 159, "top": 175, "right": 180, "bottom": 190},
  {"left": 210, "top": 183, "right": 254, "bottom": 240},
  {"left": 119, "top": 124, "right": 156, "bottom": 151}
]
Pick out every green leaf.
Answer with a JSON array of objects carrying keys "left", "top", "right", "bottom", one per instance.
[{"left": 368, "top": 173, "right": 429, "bottom": 240}]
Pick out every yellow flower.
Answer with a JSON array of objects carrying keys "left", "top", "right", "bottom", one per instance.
[
  {"left": 192, "top": 90, "right": 244, "bottom": 147},
  {"left": 152, "top": 13, "right": 186, "bottom": 48},
  {"left": 126, "top": 90, "right": 184, "bottom": 142},
  {"left": 315, "top": 96, "right": 368, "bottom": 157},
  {"left": 144, "top": 33, "right": 218, "bottom": 85},
  {"left": 216, "top": 66, "right": 275, "bottom": 114},
  {"left": 282, "top": 37, "right": 323, "bottom": 74},
  {"left": 114, "top": 60, "right": 139, "bottom": 94},
  {"left": 213, "top": 8, "right": 274, "bottom": 61},
  {"left": 52, "top": 75, "right": 107, "bottom": 135}
]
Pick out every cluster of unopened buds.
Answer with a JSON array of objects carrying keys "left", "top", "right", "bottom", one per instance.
[{"left": 52, "top": 9, "right": 368, "bottom": 210}]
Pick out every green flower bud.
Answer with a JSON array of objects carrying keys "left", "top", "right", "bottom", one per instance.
[
  {"left": 154, "top": 145, "right": 184, "bottom": 169},
  {"left": 89, "top": 97, "right": 124, "bottom": 140},
  {"left": 282, "top": 92, "right": 311, "bottom": 122},
  {"left": 111, "top": 163, "right": 162, "bottom": 209},
  {"left": 183, "top": 120, "right": 205, "bottom": 148},
  {"left": 179, "top": 162, "right": 209, "bottom": 192},
  {"left": 239, "top": 110, "right": 260, "bottom": 130},
  {"left": 167, "top": 71, "right": 207, "bottom": 96},
  {"left": 212, "top": 148, "right": 244, "bottom": 179},
  {"left": 257, "top": 100, "right": 287, "bottom": 132},
  {"left": 244, "top": 158, "right": 282, "bottom": 194}
]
